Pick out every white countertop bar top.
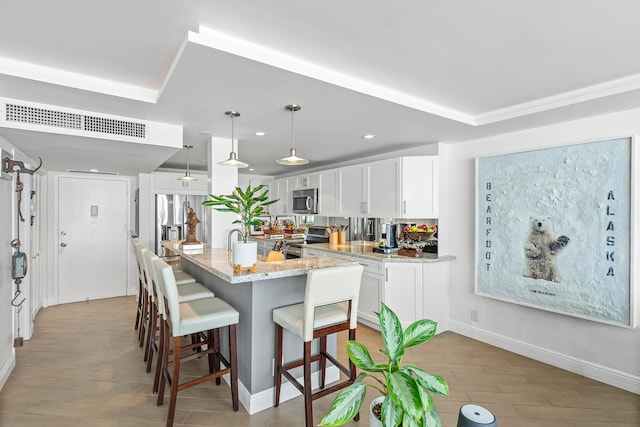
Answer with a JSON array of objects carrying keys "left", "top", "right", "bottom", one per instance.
[
  {"left": 304, "top": 241, "right": 456, "bottom": 263},
  {"left": 162, "top": 241, "right": 356, "bottom": 284}
]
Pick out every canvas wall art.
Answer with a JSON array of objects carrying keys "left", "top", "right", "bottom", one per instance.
[{"left": 475, "top": 137, "right": 633, "bottom": 327}]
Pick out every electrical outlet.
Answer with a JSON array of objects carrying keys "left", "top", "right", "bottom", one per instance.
[{"left": 471, "top": 309, "right": 479, "bottom": 321}]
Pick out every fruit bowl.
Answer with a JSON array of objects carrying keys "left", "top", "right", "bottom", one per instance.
[{"left": 402, "top": 231, "right": 435, "bottom": 242}]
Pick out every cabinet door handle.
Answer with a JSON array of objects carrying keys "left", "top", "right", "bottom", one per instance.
[
  {"left": 361, "top": 202, "right": 368, "bottom": 213},
  {"left": 385, "top": 267, "right": 388, "bottom": 282},
  {"left": 403, "top": 200, "right": 407, "bottom": 214}
]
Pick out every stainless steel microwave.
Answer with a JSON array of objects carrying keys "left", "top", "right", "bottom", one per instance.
[{"left": 291, "top": 188, "right": 318, "bottom": 214}]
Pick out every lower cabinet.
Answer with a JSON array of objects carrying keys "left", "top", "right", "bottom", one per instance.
[
  {"left": 355, "top": 260, "right": 384, "bottom": 327},
  {"left": 383, "top": 263, "right": 423, "bottom": 329}
]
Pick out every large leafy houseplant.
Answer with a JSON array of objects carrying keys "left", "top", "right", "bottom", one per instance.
[
  {"left": 202, "top": 184, "right": 277, "bottom": 243},
  {"left": 320, "top": 303, "right": 449, "bottom": 427}
]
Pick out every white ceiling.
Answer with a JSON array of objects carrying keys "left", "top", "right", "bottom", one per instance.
[{"left": 2, "top": 0, "right": 640, "bottom": 176}]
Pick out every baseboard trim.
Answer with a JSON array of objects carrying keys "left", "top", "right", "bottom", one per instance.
[
  {"left": 0, "top": 351, "right": 16, "bottom": 391},
  {"left": 449, "top": 320, "right": 640, "bottom": 394}
]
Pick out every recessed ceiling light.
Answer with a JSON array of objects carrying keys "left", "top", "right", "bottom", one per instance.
[
  {"left": 199, "top": 130, "right": 214, "bottom": 135},
  {"left": 249, "top": 168, "right": 255, "bottom": 171},
  {"left": 255, "top": 132, "right": 267, "bottom": 136},
  {"left": 89, "top": 168, "right": 99, "bottom": 172},
  {"left": 362, "top": 134, "right": 377, "bottom": 139}
]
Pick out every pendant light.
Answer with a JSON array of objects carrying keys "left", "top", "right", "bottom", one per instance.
[
  {"left": 218, "top": 110, "right": 248, "bottom": 168},
  {"left": 178, "top": 144, "right": 198, "bottom": 181},
  {"left": 277, "top": 104, "right": 309, "bottom": 165}
]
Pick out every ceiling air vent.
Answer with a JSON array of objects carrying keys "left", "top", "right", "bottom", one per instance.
[{"left": 1, "top": 98, "right": 148, "bottom": 141}]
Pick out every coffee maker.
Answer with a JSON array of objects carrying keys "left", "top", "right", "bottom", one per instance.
[{"left": 374, "top": 222, "right": 398, "bottom": 250}]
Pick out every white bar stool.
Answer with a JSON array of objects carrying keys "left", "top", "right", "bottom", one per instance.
[
  {"left": 141, "top": 248, "right": 214, "bottom": 373},
  {"left": 155, "top": 260, "right": 240, "bottom": 427},
  {"left": 272, "top": 263, "right": 364, "bottom": 427}
]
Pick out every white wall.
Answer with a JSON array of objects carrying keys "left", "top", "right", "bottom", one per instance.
[{"left": 440, "top": 109, "right": 640, "bottom": 393}]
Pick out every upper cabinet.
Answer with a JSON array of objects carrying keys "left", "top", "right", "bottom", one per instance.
[
  {"left": 265, "top": 155, "right": 438, "bottom": 219},
  {"left": 265, "top": 178, "right": 291, "bottom": 216},
  {"left": 318, "top": 169, "right": 340, "bottom": 216},
  {"left": 152, "top": 171, "right": 209, "bottom": 194},
  {"left": 335, "top": 156, "right": 437, "bottom": 218},
  {"left": 400, "top": 156, "right": 438, "bottom": 219}
]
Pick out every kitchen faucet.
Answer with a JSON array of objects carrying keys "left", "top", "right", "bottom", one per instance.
[{"left": 227, "top": 228, "right": 245, "bottom": 250}]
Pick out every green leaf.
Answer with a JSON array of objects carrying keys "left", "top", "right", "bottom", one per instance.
[
  {"left": 424, "top": 405, "right": 443, "bottom": 427},
  {"left": 387, "top": 371, "right": 422, "bottom": 419},
  {"left": 402, "top": 319, "right": 437, "bottom": 350},
  {"left": 378, "top": 302, "right": 403, "bottom": 362},
  {"left": 318, "top": 382, "right": 366, "bottom": 426},
  {"left": 405, "top": 366, "right": 449, "bottom": 397},
  {"left": 380, "top": 395, "right": 403, "bottom": 427},
  {"left": 402, "top": 412, "right": 424, "bottom": 427},
  {"left": 347, "top": 341, "right": 388, "bottom": 372}
]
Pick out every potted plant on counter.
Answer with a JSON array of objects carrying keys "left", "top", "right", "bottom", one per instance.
[
  {"left": 203, "top": 184, "right": 277, "bottom": 267},
  {"left": 320, "top": 303, "right": 449, "bottom": 427}
]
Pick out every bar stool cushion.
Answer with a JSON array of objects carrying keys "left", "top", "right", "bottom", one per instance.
[
  {"left": 177, "top": 282, "right": 216, "bottom": 303},
  {"left": 173, "top": 270, "right": 197, "bottom": 285},
  {"left": 159, "top": 263, "right": 238, "bottom": 336},
  {"left": 273, "top": 303, "right": 347, "bottom": 340},
  {"left": 177, "top": 297, "right": 240, "bottom": 336}
]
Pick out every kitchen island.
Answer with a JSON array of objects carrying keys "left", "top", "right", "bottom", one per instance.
[{"left": 161, "top": 241, "right": 357, "bottom": 414}]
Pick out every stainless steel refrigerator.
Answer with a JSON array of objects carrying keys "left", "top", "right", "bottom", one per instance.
[{"left": 155, "top": 194, "right": 208, "bottom": 256}]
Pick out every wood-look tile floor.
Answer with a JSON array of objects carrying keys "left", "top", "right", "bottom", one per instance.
[{"left": 0, "top": 296, "right": 638, "bottom": 426}]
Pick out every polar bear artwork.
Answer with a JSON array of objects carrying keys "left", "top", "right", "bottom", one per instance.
[{"left": 523, "top": 216, "right": 570, "bottom": 283}]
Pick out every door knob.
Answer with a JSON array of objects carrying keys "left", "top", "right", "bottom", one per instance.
[{"left": 60, "top": 242, "right": 67, "bottom": 247}]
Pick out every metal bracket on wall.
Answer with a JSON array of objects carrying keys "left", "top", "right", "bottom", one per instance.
[{"left": 2, "top": 155, "right": 43, "bottom": 176}]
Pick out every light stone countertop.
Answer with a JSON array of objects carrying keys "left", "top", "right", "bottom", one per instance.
[
  {"left": 303, "top": 241, "right": 456, "bottom": 264},
  {"left": 162, "top": 241, "right": 357, "bottom": 284}
]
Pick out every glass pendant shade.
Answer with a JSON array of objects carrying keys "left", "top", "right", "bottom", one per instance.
[
  {"left": 218, "top": 111, "right": 248, "bottom": 168},
  {"left": 277, "top": 104, "right": 309, "bottom": 165},
  {"left": 178, "top": 144, "right": 198, "bottom": 181}
]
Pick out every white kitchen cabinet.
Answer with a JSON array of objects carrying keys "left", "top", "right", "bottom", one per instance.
[
  {"left": 357, "top": 259, "right": 384, "bottom": 328},
  {"left": 318, "top": 169, "right": 340, "bottom": 216},
  {"left": 366, "top": 158, "right": 401, "bottom": 217},
  {"left": 302, "top": 247, "right": 327, "bottom": 258},
  {"left": 339, "top": 165, "right": 366, "bottom": 215},
  {"left": 265, "top": 178, "right": 292, "bottom": 215},
  {"left": 153, "top": 171, "right": 208, "bottom": 194},
  {"left": 337, "top": 158, "right": 402, "bottom": 217},
  {"left": 401, "top": 156, "right": 439, "bottom": 218},
  {"left": 383, "top": 262, "right": 423, "bottom": 328},
  {"left": 294, "top": 173, "right": 319, "bottom": 189}
]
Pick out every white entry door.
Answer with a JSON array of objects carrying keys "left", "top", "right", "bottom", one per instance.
[{"left": 58, "top": 176, "right": 128, "bottom": 304}]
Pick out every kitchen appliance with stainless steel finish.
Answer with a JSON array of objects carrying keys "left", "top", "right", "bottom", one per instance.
[
  {"left": 348, "top": 217, "right": 377, "bottom": 241},
  {"left": 291, "top": 188, "right": 318, "bottom": 214},
  {"left": 155, "top": 194, "right": 208, "bottom": 256},
  {"left": 286, "top": 225, "right": 329, "bottom": 258}
]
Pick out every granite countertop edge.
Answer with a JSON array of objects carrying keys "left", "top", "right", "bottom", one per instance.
[{"left": 304, "top": 242, "right": 456, "bottom": 263}]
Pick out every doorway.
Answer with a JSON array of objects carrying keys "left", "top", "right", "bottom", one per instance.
[{"left": 57, "top": 176, "right": 129, "bottom": 304}]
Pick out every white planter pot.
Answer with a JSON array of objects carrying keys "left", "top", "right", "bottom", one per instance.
[
  {"left": 370, "top": 396, "right": 384, "bottom": 427},
  {"left": 232, "top": 241, "right": 257, "bottom": 267}
]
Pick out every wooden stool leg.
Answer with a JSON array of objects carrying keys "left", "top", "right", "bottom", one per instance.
[
  {"left": 134, "top": 279, "right": 143, "bottom": 330},
  {"left": 213, "top": 328, "right": 221, "bottom": 385},
  {"left": 274, "top": 324, "right": 283, "bottom": 407},
  {"left": 229, "top": 324, "right": 239, "bottom": 412},
  {"left": 303, "top": 340, "right": 314, "bottom": 427},
  {"left": 153, "top": 317, "right": 165, "bottom": 393},
  {"left": 166, "top": 335, "right": 181, "bottom": 427},
  {"left": 157, "top": 326, "right": 170, "bottom": 406},
  {"left": 319, "top": 336, "right": 327, "bottom": 389},
  {"left": 144, "top": 301, "right": 156, "bottom": 363},
  {"left": 138, "top": 288, "right": 148, "bottom": 346}
]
